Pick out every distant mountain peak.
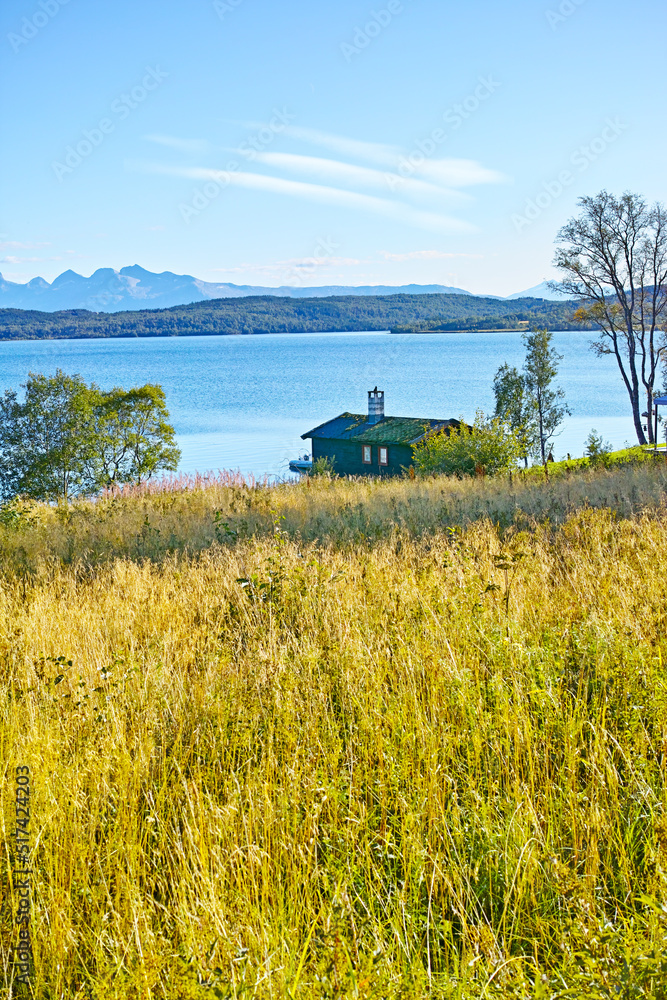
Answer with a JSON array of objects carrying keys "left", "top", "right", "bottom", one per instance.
[
  {"left": 506, "top": 280, "right": 571, "bottom": 301},
  {"left": 120, "top": 264, "right": 151, "bottom": 275},
  {"left": 0, "top": 267, "right": 477, "bottom": 313}
]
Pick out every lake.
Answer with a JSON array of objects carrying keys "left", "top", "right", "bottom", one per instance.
[{"left": 0, "top": 330, "right": 640, "bottom": 477}]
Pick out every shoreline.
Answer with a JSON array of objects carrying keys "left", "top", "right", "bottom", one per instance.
[
  {"left": 389, "top": 327, "right": 590, "bottom": 335},
  {"left": 0, "top": 326, "right": 592, "bottom": 345}
]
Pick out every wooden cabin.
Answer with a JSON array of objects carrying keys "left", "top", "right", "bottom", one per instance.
[{"left": 301, "top": 388, "right": 463, "bottom": 477}]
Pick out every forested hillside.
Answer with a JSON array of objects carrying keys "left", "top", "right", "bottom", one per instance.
[{"left": 0, "top": 293, "right": 583, "bottom": 340}]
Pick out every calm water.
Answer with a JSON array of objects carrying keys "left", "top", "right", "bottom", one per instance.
[{"left": 0, "top": 331, "right": 638, "bottom": 477}]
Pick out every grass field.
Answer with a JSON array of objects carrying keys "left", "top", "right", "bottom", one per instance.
[{"left": 2, "top": 461, "right": 667, "bottom": 998}]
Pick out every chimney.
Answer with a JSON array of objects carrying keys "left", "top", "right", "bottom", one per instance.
[{"left": 368, "top": 386, "right": 384, "bottom": 424}]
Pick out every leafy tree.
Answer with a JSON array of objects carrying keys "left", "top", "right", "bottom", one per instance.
[
  {"left": 552, "top": 190, "right": 667, "bottom": 445},
  {"left": 0, "top": 371, "right": 95, "bottom": 501},
  {"left": 522, "top": 328, "right": 570, "bottom": 470},
  {"left": 492, "top": 362, "right": 534, "bottom": 467},
  {"left": 412, "top": 410, "right": 520, "bottom": 478},
  {"left": 81, "top": 384, "right": 181, "bottom": 488},
  {"left": 0, "top": 370, "right": 180, "bottom": 502}
]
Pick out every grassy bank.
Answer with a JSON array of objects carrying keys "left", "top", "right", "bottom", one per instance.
[
  {"left": 523, "top": 445, "right": 664, "bottom": 478},
  {"left": 2, "top": 464, "right": 667, "bottom": 997}
]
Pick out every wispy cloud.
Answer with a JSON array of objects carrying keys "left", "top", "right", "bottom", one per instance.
[
  {"left": 134, "top": 162, "right": 475, "bottom": 233},
  {"left": 134, "top": 124, "right": 506, "bottom": 234},
  {"left": 251, "top": 152, "right": 468, "bottom": 203},
  {"left": 0, "top": 240, "right": 51, "bottom": 251},
  {"left": 1, "top": 255, "right": 63, "bottom": 264},
  {"left": 271, "top": 128, "right": 506, "bottom": 186},
  {"left": 416, "top": 158, "right": 507, "bottom": 187},
  {"left": 278, "top": 125, "right": 399, "bottom": 166},
  {"left": 211, "top": 256, "right": 362, "bottom": 276}
]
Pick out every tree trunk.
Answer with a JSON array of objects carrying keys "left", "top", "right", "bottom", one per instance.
[
  {"left": 627, "top": 329, "right": 648, "bottom": 446},
  {"left": 537, "top": 390, "right": 548, "bottom": 477},
  {"left": 630, "top": 389, "right": 647, "bottom": 446},
  {"left": 646, "top": 389, "right": 656, "bottom": 445}
]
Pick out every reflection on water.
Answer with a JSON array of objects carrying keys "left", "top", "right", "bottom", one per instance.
[{"left": 0, "top": 330, "right": 642, "bottom": 476}]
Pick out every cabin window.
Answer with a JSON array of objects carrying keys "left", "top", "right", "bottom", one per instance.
[
  {"left": 379, "top": 446, "right": 388, "bottom": 466},
  {"left": 362, "top": 445, "right": 372, "bottom": 464}
]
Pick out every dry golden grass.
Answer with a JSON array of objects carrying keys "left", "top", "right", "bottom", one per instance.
[{"left": 1, "top": 464, "right": 667, "bottom": 997}]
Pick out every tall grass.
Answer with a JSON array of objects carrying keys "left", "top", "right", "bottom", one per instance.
[
  {"left": 1, "top": 464, "right": 667, "bottom": 997},
  {"left": 2, "top": 459, "right": 667, "bottom": 569}
]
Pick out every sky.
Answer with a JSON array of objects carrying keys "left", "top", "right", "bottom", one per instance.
[{"left": 2, "top": 0, "right": 666, "bottom": 296}]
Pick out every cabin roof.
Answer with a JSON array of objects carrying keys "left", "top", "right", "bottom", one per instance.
[{"left": 301, "top": 412, "right": 461, "bottom": 445}]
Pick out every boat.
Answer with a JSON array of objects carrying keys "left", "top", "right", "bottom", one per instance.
[{"left": 289, "top": 453, "right": 312, "bottom": 473}]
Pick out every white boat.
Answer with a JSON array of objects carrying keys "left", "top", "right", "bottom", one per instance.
[{"left": 289, "top": 453, "right": 312, "bottom": 473}]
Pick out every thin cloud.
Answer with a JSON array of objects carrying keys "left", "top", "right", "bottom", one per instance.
[
  {"left": 1, "top": 255, "right": 63, "bottom": 264},
  {"left": 212, "top": 256, "right": 363, "bottom": 275},
  {"left": 279, "top": 126, "right": 399, "bottom": 167},
  {"left": 134, "top": 162, "right": 476, "bottom": 233},
  {"left": 131, "top": 127, "right": 506, "bottom": 236},
  {"left": 252, "top": 152, "right": 469, "bottom": 203},
  {"left": 278, "top": 129, "right": 507, "bottom": 186},
  {"left": 0, "top": 240, "right": 50, "bottom": 251},
  {"left": 416, "top": 158, "right": 508, "bottom": 187}
]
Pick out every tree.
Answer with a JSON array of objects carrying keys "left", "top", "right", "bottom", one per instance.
[
  {"left": 522, "top": 328, "right": 570, "bottom": 470},
  {"left": 412, "top": 411, "right": 520, "bottom": 478},
  {"left": 0, "top": 371, "right": 96, "bottom": 501},
  {"left": 81, "top": 384, "right": 181, "bottom": 488},
  {"left": 492, "top": 363, "right": 534, "bottom": 467},
  {"left": 0, "top": 371, "right": 180, "bottom": 502},
  {"left": 552, "top": 190, "right": 667, "bottom": 445}
]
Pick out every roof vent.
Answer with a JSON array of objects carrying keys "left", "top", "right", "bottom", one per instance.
[{"left": 368, "top": 387, "right": 384, "bottom": 424}]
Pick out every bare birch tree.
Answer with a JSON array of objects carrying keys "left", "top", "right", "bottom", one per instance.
[{"left": 551, "top": 191, "right": 667, "bottom": 445}]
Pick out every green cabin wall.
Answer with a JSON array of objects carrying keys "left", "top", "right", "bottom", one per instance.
[{"left": 310, "top": 438, "right": 414, "bottom": 477}]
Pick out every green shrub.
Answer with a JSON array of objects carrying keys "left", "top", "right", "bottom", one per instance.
[
  {"left": 585, "top": 428, "right": 613, "bottom": 468},
  {"left": 310, "top": 456, "right": 338, "bottom": 477},
  {"left": 412, "top": 409, "right": 521, "bottom": 477}
]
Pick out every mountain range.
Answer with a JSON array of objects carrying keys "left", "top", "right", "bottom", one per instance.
[{"left": 0, "top": 266, "right": 567, "bottom": 313}]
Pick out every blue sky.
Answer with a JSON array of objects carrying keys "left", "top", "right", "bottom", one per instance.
[{"left": 2, "top": 0, "right": 665, "bottom": 295}]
